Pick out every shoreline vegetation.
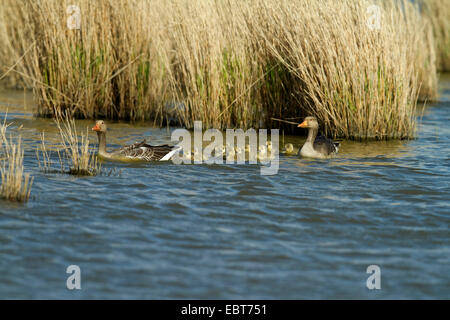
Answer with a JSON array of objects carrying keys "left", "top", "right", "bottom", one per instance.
[
  {"left": 421, "top": 0, "right": 450, "bottom": 72},
  {"left": 37, "top": 114, "right": 101, "bottom": 176},
  {"left": 0, "top": 0, "right": 447, "bottom": 140},
  {"left": 0, "top": 116, "right": 33, "bottom": 202}
]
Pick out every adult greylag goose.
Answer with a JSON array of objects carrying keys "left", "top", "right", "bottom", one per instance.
[
  {"left": 297, "top": 116, "right": 340, "bottom": 158},
  {"left": 92, "top": 120, "right": 180, "bottom": 161}
]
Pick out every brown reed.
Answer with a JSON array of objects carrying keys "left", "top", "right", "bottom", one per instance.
[{"left": 0, "top": 0, "right": 441, "bottom": 139}]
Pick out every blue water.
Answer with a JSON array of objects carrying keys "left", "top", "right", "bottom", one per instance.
[{"left": 0, "top": 78, "right": 449, "bottom": 299}]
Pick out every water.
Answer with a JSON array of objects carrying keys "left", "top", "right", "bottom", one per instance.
[{"left": 0, "top": 77, "right": 449, "bottom": 299}]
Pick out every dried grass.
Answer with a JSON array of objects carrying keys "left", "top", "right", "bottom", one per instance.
[
  {"left": 0, "top": 117, "right": 33, "bottom": 202},
  {"left": 421, "top": 0, "right": 450, "bottom": 72},
  {"left": 0, "top": 0, "right": 440, "bottom": 139}
]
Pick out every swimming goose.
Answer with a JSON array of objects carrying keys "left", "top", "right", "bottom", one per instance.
[
  {"left": 92, "top": 120, "right": 180, "bottom": 161},
  {"left": 282, "top": 143, "right": 296, "bottom": 155},
  {"left": 297, "top": 116, "right": 340, "bottom": 158},
  {"left": 214, "top": 146, "right": 224, "bottom": 157},
  {"left": 226, "top": 146, "right": 236, "bottom": 161},
  {"left": 258, "top": 145, "right": 267, "bottom": 161},
  {"left": 266, "top": 141, "right": 272, "bottom": 153}
]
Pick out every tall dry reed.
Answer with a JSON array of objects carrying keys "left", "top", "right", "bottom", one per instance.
[
  {"left": 0, "top": 0, "right": 440, "bottom": 139},
  {"left": 0, "top": 117, "right": 33, "bottom": 202},
  {"left": 54, "top": 114, "right": 100, "bottom": 176},
  {"left": 254, "top": 0, "right": 433, "bottom": 138},
  {"left": 421, "top": 0, "right": 450, "bottom": 72}
]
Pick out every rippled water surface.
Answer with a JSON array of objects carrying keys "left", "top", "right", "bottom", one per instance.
[{"left": 0, "top": 77, "right": 449, "bottom": 299}]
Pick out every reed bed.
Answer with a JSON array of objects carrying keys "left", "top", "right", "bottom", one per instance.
[
  {"left": 0, "top": 0, "right": 440, "bottom": 139},
  {"left": 256, "top": 0, "right": 432, "bottom": 138},
  {"left": 0, "top": 1, "right": 30, "bottom": 88},
  {"left": 37, "top": 128, "right": 118, "bottom": 176},
  {"left": 0, "top": 117, "right": 33, "bottom": 202},
  {"left": 53, "top": 115, "right": 100, "bottom": 176},
  {"left": 36, "top": 113, "right": 100, "bottom": 176},
  {"left": 421, "top": 0, "right": 450, "bottom": 72}
]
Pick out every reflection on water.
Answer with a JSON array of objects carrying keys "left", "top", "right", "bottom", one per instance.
[{"left": 0, "top": 78, "right": 449, "bottom": 299}]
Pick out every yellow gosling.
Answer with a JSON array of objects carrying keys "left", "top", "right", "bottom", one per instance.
[{"left": 282, "top": 143, "right": 295, "bottom": 155}]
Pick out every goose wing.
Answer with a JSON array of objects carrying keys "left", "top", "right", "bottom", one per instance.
[
  {"left": 117, "top": 140, "right": 177, "bottom": 161},
  {"left": 116, "top": 139, "right": 148, "bottom": 154},
  {"left": 313, "top": 135, "right": 340, "bottom": 155}
]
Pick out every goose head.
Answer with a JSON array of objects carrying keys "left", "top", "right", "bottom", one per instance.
[
  {"left": 298, "top": 116, "right": 319, "bottom": 129},
  {"left": 92, "top": 120, "right": 107, "bottom": 132}
]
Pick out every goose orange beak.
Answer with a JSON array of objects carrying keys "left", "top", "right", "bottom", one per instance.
[
  {"left": 92, "top": 124, "right": 100, "bottom": 131},
  {"left": 298, "top": 120, "right": 308, "bottom": 128}
]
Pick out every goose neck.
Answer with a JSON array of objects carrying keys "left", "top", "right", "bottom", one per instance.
[
  {"left": 306, "top": 127, "right": 318, "bottom": 143},
  {"left": 97, "top": 131, "right": 107, "bottom": 154}
]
